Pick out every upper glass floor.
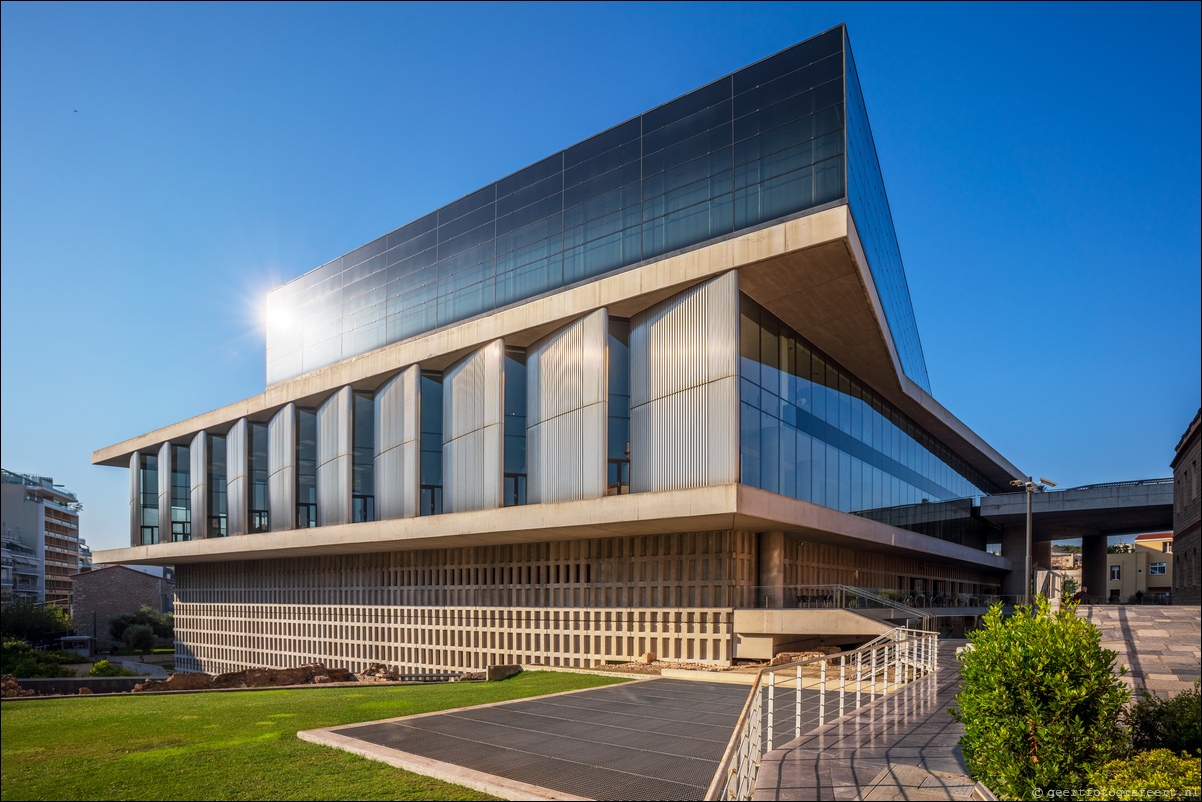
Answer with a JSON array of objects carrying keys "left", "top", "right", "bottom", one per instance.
[{"left": 266, "top": 24, "right": 932, "bottom": 393}]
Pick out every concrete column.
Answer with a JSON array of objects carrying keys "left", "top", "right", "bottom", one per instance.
[
  {"left": 375, "top": 366, "right": 420, "bottom": 520},
  {"left": 316, "top": 387, "right": 353, "bottom": 527},
  {"left": 1082, "top": 533, "right": 1107, "bottom": 604},
  {"left": 157, "top": 442, "right": 172, "bottom": 544},
  {"left": 1000, "top": 523, "right": 1028, "bottom": 599},
  {"left": 189, "top": 432, "right": 208, "bottom": 539},
  {"left": 129, "top": 451, "right": 141, "bottom": 547},
  {"left": 757, "top": 531, "right": 787, "bottom": 608},
  {"left": 268, "top": 403, "right": 296, "bottom": 532},
  {"left": 443, "top": 340, "right": 504, "bottom": 514},
  {"left": 226, "top": 419, "right": 249, "bottom": 536},
  {"left": 1033, "top": 541, "right": 1052, "bottom": 570}
]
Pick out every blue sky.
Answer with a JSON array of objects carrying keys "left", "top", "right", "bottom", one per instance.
[{"left": 2, "top": 2, "right": 1199, "bottom": 553}]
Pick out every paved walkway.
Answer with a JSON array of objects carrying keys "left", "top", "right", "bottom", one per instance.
[
  {"left": 301, "top": 677, "right": 752, "bottom": 801},
  {"left": 1075, "top": 605, "right": 1201, "bottom": 698},
  {"left": 754, "top": 642, "right": 973, "bottom": 801}
]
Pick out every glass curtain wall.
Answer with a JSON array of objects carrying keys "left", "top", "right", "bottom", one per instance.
[
  {"left": 607, "top": 318, "right": 631, "bottom": 494},
  {"left": 207, "top": 435, "right": 227, "bottom": 537},
  {"left": 420, "top": 371, "right": 443, "bottom": 515},
  {"left": 739, "top": 295, "right": 997, "bottom": 516},
  {"left": 296, "top": 409, "right": 317, "bottom": 528},
  {"left": 267, "top": 26, "right": 851, "bottom": 385},
  {"left": 250, "top": 423, "right": 270, "bottom": 533},
  {"left": 170, "top": 445, "right": 190, "bottom": 542},
  {"left": 138, "top": 453, "right": 158, "bottom": 545},
  {"left": 503, "top": 347, "right": 527, "bottom": 506},
  {"left": 352, "top": 392, "right": 376, "bottom": 522}
]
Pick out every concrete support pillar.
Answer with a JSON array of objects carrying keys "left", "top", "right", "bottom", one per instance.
[
  {"left": 1082, "top": 533, "right": 1107, "bottom": 604},
  {"left": 316, "top": 387, "right": 353, "bottom": 527},
  {"left": 129, "top": 451, "right": 141, "bottom": 547},
  {"left": 157, "top": 442, "right": 172, "bottom": 544},
  {"left": 268, "top": 403, "right": 296, "bottom": 532},
  {"left": 443, "top": 340, "right": 504, "bottom": 514},
  {"left": 226, "top": 419, "right": 249, "bottom": 536},
  {"left": 1033, "top": 541, "right": 1052, "bottom": 570},
  {"left": 189, "top": 432, "right": 208, "bottom": 539},
  {"left": 375, "top": 366, "right": 421, "bottom": 520},
  {"left": 757, "top": 531, "right": 787, "bottom": 609},
  {"left": 1000, "top": 523, "right": 1028, "bottom": 599}
]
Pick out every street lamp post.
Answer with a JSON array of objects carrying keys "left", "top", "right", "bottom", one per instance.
[{"left": 1010, "top": 476, "right": 1057, "bottom": 605}]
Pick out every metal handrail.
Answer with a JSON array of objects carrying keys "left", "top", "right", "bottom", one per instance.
[{"left": 705, "top": 628, "right": 939, "bottom": 801}]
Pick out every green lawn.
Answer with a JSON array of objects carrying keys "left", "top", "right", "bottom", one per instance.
[{"left": 1, "top": 672, "right": 628, "bottom": 801}]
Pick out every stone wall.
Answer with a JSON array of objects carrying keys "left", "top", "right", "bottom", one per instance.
[
  {"left": 72, "top": 565, "right": 170, "bottom": 648},
  {"left": 1172, "top": 410, "right": 1200, "bottom": 606}
]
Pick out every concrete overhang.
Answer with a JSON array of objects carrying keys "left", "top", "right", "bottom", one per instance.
[
  {"left": 92, "top": 205, "right": 1020, "bottom": 490},
  {"left": 979, "top": 483, "right": 1174, "bottom": 540},
  {"left": 93, "top": 483, "right": 1010, "bottom": 574}
]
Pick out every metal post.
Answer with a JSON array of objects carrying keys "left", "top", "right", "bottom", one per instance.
[
  {"left": 767, "top": 671, "right": 775, "bottom": 753},
  {"left": 1025, "top": 477, "right": 1033, "bottom": 606},
  {"left": 855, "top": 650, "right": 862, "bottom": 710},
  {"left": 819, "top": 658, "right": 826, "bottom": 726},
  {"left": 795, "top": 664, "right": 802, "bottom": 738},
  {"left": 839, "top": 654, "right": 846, "bottom": 719},
  {"left": 870, "top": 647, "right": 878, "bottom": 701},
  {"left": 893, "top": 643, "right": 900, "bottom": 692}
]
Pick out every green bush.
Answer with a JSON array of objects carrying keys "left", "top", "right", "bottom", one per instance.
[
  {"left": 1126, "top": 680, "right": 1202, "bottom": 756},
  {"left": 951, "top": 597, "right": 1130, "bottom": 799},
  {"left": 0, "top": 601, "right": 71, "bottom": 642},
  {"left": 121, "top": 624, "right": 156, "bottom": 655},
  {"left": 108, "top": 605, "right": 173, "bottom": 642},
  {"left": 1089, "top": 749, "right": 1202, "bottom": 801},
  {"left": 1, "top": 638, "right": 78, "bottom": 678},
  {"left": 85, "top": 659, "right": 140, "bottom": 678}
]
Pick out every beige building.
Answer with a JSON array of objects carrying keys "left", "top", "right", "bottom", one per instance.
[{"left": 1063, "top": 533, "right": 1175, "bottom": 603}]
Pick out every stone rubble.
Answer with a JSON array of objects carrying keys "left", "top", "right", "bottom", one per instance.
[{"left": 2, "top": 674, "right": 36, "bottom": 698}]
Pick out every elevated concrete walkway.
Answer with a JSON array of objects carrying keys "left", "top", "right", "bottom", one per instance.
[
  {"left": 980, "top": 480, "right": 1173, "bottom": 540},
  {"left": 754, "top": 641, "right": 974, "bottom": 801}
]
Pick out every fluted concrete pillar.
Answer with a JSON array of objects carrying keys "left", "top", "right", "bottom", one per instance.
[
  {"left": 129, "top": 451, "right": 141, "bottom": 547},
  {"left": 443, "top": 340, "right": 504, "bottom": 513},
  {"left": 157, "top": 442, "right": 172, "bottom": 544},
  {"left": 189, "top": 432, "right": 208, "bottom": 540},
  {"left": 268, "top": 404, "right": 296, "bottom": 531},
  {"left": 316, "top": 386, "right": 353, "bottom": 526},
  {"left": 226, "top": 419, "right": 249, "bottom": 536}
]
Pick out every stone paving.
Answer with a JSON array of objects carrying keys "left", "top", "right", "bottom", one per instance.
[
  {"left": 754, "top": 642, "right": 974, "bottom": 801},
  {"left": 1075, "top": 605, "right": 1202, "bottom": 698}
]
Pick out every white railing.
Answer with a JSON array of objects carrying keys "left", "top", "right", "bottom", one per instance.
[{"left": 705, "top": 628, "right": 939, "bottom": 801}]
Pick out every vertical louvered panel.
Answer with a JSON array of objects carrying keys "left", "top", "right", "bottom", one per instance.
[
  {"left": 375, "top": 365, "right": 420, "bottom": 520},
  {"left": 526, "top": 309, "right": 608, "bottom": 504},
  {"left": 225, "top": 419, "right": 249, "bottom": 536},
  {"left": 129, "top": 451, "right": 140, "bottom": 547},
  {"left": 268, "top": 404, "right": 296, "bottom": 532},
  {"left": 316, "top": 386, "right": 353, "bottom": 527},
  {"left": 157, "top": 441, "right": 172, "bottom": 545},
  {"left": 189, "top": 431, "right": 208, "bottom": 539},
  {"left": 442, "top": 340, "right": 504, "bottom": 513},
  {"left": 630, "top": 271, "right": 739, "bottom": 492}
]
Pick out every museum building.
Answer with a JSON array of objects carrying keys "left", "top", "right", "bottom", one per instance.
[{"left": 93, "top": 24, "right": 1021, "bottom": 674}]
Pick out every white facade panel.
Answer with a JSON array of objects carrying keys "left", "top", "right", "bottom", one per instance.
[
  {"left": 129, "top": 451, "right": 140, "bottom": 547},
  {"left": 157, "top": 441, "right": 172, "bottom": 544},
  {"left": 316, "top": 386, "right": 353, "bottom": 527},
  {"left": 526, "top": 310, "right": 608, "bottom": 504},
  {"left": 189, "top": 431, "right": 208, "bottom": 540},
  {"left": 442, "top": 340, "right": 503, "bottom": 513},
  {"left": 225, "top": 419, "right": 249, "bottom": 536},
  {"left": 375, "top": 366, "right": 420, "bottom": 520},
  {"left": 630, "top": 271, "right": 739, "bottom": 492},
  {"left": 268, "top": 403, "right": 296, "bottom": 532}
]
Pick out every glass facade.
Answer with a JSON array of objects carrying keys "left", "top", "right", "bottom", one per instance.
[
  {"left": 138, "top": 453, "right": 158, "bottom": 545},
  {"left": 843, "top": 32, "right": 931, "bottom": 392},
  {"left": 250, "top": 423, "right": 269, "bottom": 533},
  {"left": 170, "top": 444, "right": 191, "bottom": 542},
  {"left": 207, "top": 434, "right": 227, "bottom": 537},
  {"left": 739, "top": 295, "right": 997, "bottom": 519},
  {"left": 267, "top": 26, "right": 904, "bottom": 386},
  {"left": 607, "top": 318, "right": 631, "bottom": 494},
  {"left": 296, "top": 409, "right": 317, "bottom": 528},
  {"left": 419, "top": 371, "right": 443, "bottom": 516},
  {"left": 503, "top": 347, "right": 527, "bottom": 507},
  {"left": 352, "top": 392, "right": 376, "bottom": 523}
]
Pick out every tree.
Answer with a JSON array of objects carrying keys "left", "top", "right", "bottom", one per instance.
[
  {"left": 122, "top": 624, "right": 156, "bottom": 655},
  {"left": 108, "top": 605, "right": 173, "bottom": 643},
  {"left": 0, "top": 601, "right": 71, "bottom": 643}
]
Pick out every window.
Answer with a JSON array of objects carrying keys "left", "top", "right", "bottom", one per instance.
[
  {"left": 1163, "top": 541, "right": 1172, "bottom": 553},
  {"left": 1150, "top": 562, "right": 1166, "bottom": 575},
  {"left": 1110, "top": 565, "right": 1121, "bottom": 581}
]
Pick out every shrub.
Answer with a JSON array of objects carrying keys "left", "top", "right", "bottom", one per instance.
[
  {"left": 108, "top": 613, "right": 135, "bottom": 642},
  {"left": 1, "top": 637, "right": 81, "bottom": 678},
  {"left": 951, "top": 597, "right": 1130, "bottom": 798},
  {"left": 1089, "top": 749, "right": 1202, "bottom": 801},
  {"left": 122, "top": 624, "right": 157, "bottom": 654},
  {"left": 1126, "top": 680, "right": 1202, "bottom": 756},
  {"left": 0, "top": 601, "right": 71, "bottom": 642},
  {"left": 86, "top": 659, "right": 140, "bottom": 677}
]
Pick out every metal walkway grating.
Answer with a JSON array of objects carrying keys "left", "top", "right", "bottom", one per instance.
[{"left": 333, "top": 678, "right": 753, "bottom": 801}]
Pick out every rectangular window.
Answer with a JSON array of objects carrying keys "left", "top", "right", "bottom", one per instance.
[
  {"left": 249, "top": 422, "right": 270, "bottom": 533},
  {"left": 352, "top": 391, "right": 375, "bottom": 522},
  {"left": 504, "top": 346, "right": 527, "bottom": 506},
  {"left": 1150, "top": 562, "right": 1166, "bottom": 576},
  {"left": 207, "top": 435, "right": 227, "bottom": 537},
  {"left": 1110, "top": 565, "right": 1121, "bottom": 581},
  {"left": 296, "top": 409, "right": 317, "bottom": 528},
  {"left": 170, "top": 444, "right": 190, "bottom": 542},
  {"left": 138, "top": 453, "right": 159, "bottom": 546},
  {"left": 420, "top": 371, "right": 443, "bottom": 516}
]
